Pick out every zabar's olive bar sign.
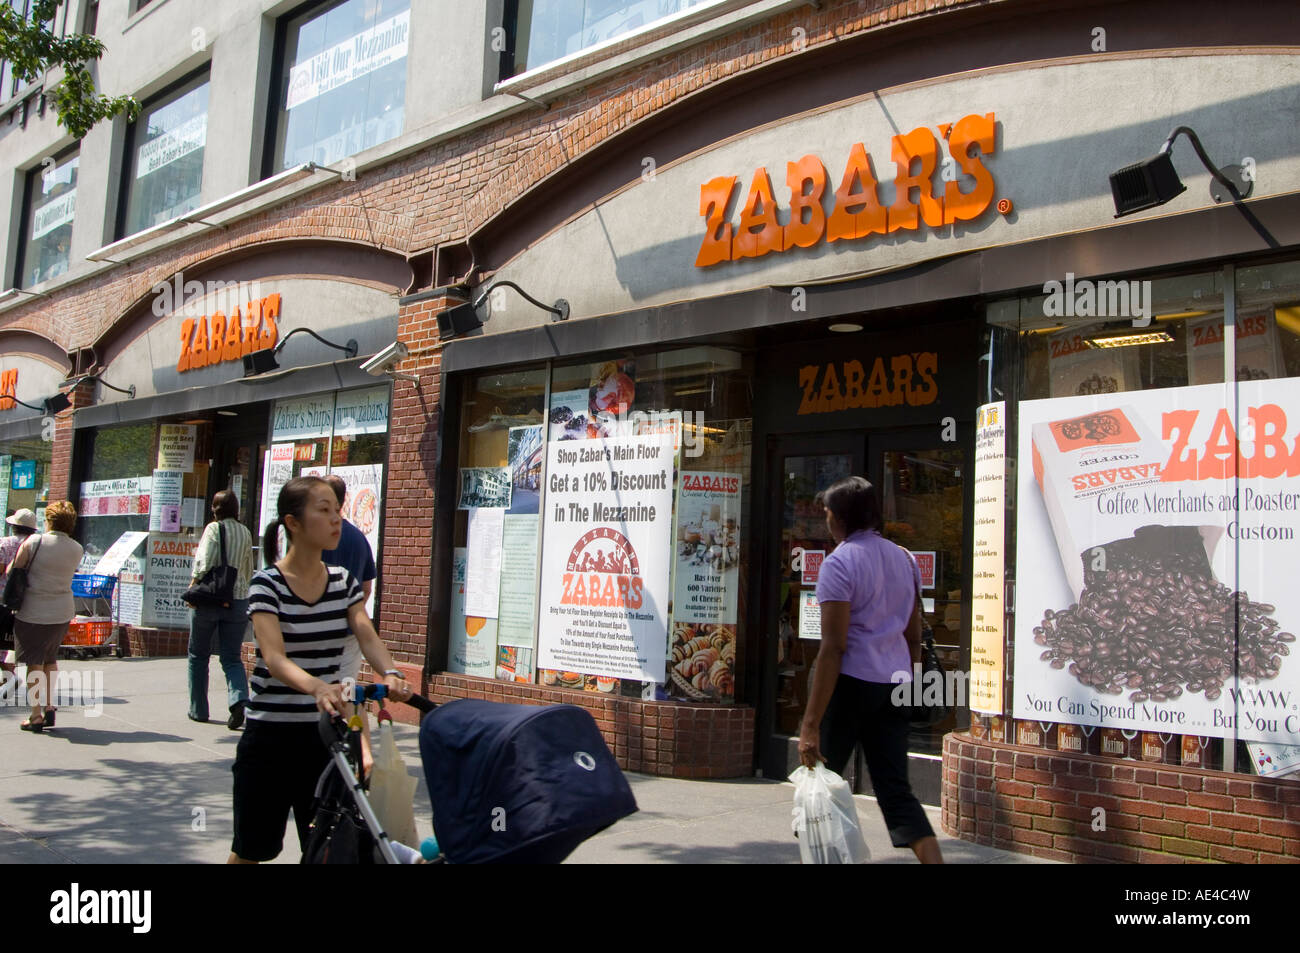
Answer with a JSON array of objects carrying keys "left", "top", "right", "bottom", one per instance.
[
  {"left": 177, "top": 294, "right": 281, "bottom": 373},
  {"left": 695, "top": 112, "right": 1000, "bottom": 267}
]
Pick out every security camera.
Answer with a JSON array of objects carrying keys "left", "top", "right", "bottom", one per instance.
[{"left": 361, "top": 340, "right": 409, "bottom": 376}]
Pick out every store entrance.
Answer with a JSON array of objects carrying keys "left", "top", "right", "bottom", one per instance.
[
  {"left": 211, "top": 407, "right": 269, "bottom": 558},
  {"left": 759, "top": 427, "right": 970, "bottom": 802}
]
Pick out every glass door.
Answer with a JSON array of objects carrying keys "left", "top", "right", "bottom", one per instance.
[
  {"left": 760, "top": 434, "right": 861, "bottom": 779},
  {"left": 868, "top": 434, "right": 971, "bottom": 756}
]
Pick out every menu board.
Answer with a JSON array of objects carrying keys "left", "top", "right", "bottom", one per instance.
[
  {"left": 156, "top": 424, "right": 197, "bottom": 471},
  {"left": 970, "top": 401, "right": 1006, "bottom": 714}
]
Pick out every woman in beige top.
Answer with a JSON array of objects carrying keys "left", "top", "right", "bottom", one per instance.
[
  {"left": 187, "top": 490, "right": 255, "bottom": 729},
  {"left": 13, "top": 501, "right": 84, "bottom": 732}
]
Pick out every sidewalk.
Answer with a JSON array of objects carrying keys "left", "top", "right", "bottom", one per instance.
[{"left": 0, "top": 657, "right": 1044, "bottom": 864}]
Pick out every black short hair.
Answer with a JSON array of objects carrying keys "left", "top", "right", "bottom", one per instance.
[
  {"left": 212, "top": 490, "right": 239, "bottom": 520},
  {"left": 815, "top": 476, "right": 881, "bottom": 535}
]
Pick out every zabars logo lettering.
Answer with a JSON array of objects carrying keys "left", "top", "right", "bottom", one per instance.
[
  {"left": 561, "top": 528, "right": 644, "bottom": 609},
  {"left": 177, "top": 293, "right": 280, "bottom": 373},
  {"left": 682, "top": 474, "right": 739, "bottom": 493},
  {"left": 798, "top": 353, "right": 938, "bottom": 415},
  {"left": 695, "top": 112, "right": 998, "bottom": 267},
  {"left": 49, "top": 883, "right": 151, "bottom": 934},
  {"left": 1162, "top": 403, "right": 1300, "bottom": 481},
  {"left": 152, "top": 539, "right": 197, "bottom": 557},
  {"left": 0, "top": 368, "right": 17, "bottom": 410}
]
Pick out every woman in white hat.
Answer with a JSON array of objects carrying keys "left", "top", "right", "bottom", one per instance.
[{"left": 0, "top": 509, "right": 39, "bottom": 699}]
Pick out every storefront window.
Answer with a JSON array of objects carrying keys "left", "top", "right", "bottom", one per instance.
[
  {"left": 18, "top": 151, "right": 78, "bottom": 288},
  {"left": 505, "top": 0, "right": 726, "bottom": 77},
  {"left": 0, "top": 438, "right": 51, "bottom": 532},
  {"left": 119, "top": 73, "right": 209, "bottom": 237},
  {"left": 263, "top": 387, "right": 390, "bottom": 614},
  {"left": 450, "top": 347, "right": 753, "bottom": 703},
  {"left": 271, "top": 0, "right": 409, "bottom": 172},
  {"left": 984, "top": 261, "right": 1300, "bottom": 777}
]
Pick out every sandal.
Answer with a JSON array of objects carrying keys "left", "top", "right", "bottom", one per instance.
[
  {"left": 20, "top": 716, "right": 44, "bottom": 732},
  {"left": 44, "top": 708, "right": 55, "bottom": 729}
]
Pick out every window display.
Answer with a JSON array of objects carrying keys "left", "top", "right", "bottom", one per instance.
[
  {"left": 984, "top": 259, "right": 1300, "bottom": 777},
  {"left": 453, "top": 346, "right": 752, "bottom": 702}
]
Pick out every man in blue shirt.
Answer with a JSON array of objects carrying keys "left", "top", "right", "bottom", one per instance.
[{"left": 322, "top": 474, "right": 377, "bottom": 683}]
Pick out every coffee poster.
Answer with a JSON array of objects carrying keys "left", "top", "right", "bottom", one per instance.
[
  {"left": 1014, "top": 380, "right": 1300, "bottom": 744},
  {"left": 537, "top": 432, "right": 675, "bottom": 683}
]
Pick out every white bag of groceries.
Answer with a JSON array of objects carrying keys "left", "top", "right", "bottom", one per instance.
[{"left": 789, "top": 763, "right": 871, "bottom": 864}]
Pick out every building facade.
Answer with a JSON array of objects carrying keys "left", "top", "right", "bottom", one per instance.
[{"left": 2, "top": 0, "right": 1299, "bottom": 863}]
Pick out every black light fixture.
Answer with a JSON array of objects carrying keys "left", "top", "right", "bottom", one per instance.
[
  {"left": 1110, "top": 126, "right": 1253, "bottom": 217},
  {"left": 439, "top": 280, "right": 570, "bottom": 340},
  {"left": 36, "top": 372, "right": 138, "bottom": 415},
  {"left": 243, "top": 328, "right": 359, "bottom": 377}
]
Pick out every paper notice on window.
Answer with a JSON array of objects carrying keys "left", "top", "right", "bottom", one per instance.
[
  {"left": 799, "top": 589, "right": 821, "bottom": 640},
  {"left": 31, "top": 189, "right": 76, "bottom": 240},
  {"left": 465, "top": 506, "right": 505, "bottom": 619},
  {"left": 149, "top": 470, "right": 184, "bottom": 533},
  {"left": 970, "top": 401, "right": 1006, "bottom": 714}
]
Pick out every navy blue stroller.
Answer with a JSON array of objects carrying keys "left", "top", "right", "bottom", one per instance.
[{"left": 304, "top": 689, "right": 637, "bottom": 864}]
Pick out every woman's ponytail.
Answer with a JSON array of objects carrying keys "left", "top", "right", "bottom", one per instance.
[{"left": 262, "top": 517, "right": 282, "bottom": 562}]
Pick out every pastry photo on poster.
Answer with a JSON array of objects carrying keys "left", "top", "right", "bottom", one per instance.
[
  {"left": 667, "top": 470, "right": 741, "bottom": 702},
  {"left": 1013, "top": 380, "right": 1300, "bottom": 745}
]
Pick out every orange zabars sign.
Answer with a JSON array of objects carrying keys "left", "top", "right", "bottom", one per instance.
[
  {"left": 694, "top": 112, "right": 998, "bottom": 267},
  {"left": 177, "top": 293, "right": 281, "bottom": 372}
]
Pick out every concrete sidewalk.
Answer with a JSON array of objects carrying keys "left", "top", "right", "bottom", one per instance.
[{"left": 0, "top": 657, "right": 1043, "bottom": 864}]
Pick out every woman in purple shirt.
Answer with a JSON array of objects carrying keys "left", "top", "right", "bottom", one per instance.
[{"left": 798, "top": 476, "right": 942, "bottom": 864}]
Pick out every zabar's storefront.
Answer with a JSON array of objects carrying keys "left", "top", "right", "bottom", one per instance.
[
  {"left": 0, "top": 338, "right": 70, "bottom": 529},
  {"left": 391, "top": 38, "right": 1300, "bottom": 862},
  {"left": 66, "top": 243, "right": 409, "bottom": 656}
]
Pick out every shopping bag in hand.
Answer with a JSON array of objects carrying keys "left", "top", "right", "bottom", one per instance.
[
  {"left": 368, "top": 716, "right": 419, "bottom": 849},
  {"left": 789, "top": 763, "right": 871, "bottom": 864}
]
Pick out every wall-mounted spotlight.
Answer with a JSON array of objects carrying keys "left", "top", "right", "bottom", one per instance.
[
  {"left": 243, "top": 328, "right": 358, "bottom": 377},
  {"left": 438, "top": 280, "right": 570, "bottom": 340},
  {"left": 1110, "top": 126, "right": 1253, "bottom": 217}
]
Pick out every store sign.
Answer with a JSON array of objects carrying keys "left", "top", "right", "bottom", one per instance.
[
  {"left": 31, "top": 189, "right": 76, "bottom": 240},
  {"left": 797, "top": 352, "right": 939, "bottom": 414},
  {"left": 695, "top": 112, "right": 998, "bottom": 267},
  {"left": 176, "top": 293, "right": 280, "bottom": 373},
  {"left": 0, "top": 368, "right": 16, "bottom": 410},
  {"left": 272, "top": 394, "right": 333, "bottom": 441},
  {"left": 333, "top": 385, "right": 390, "bottom": 436},
  {"left": 143, "top": 535, "right": 197, "bottom": 628},
  {"left": 1014, "top": 379, "right": 1300, "bottom": 745},
  {"left": 286, "top": 10, "right": 410, "bottom": 110}
]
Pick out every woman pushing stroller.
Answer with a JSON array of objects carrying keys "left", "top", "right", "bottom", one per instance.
[{"left": 229, "top": 476, "right": 411, "bottom": 864}]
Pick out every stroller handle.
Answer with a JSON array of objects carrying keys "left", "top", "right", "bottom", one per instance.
[{"left": 317, "top": 687, "right": 438, "bottom": 748}]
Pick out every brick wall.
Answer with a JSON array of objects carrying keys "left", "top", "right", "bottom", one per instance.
[
  {"left": 48, "top": 379, "right": 94, "bottom": 501},
  {"left": 942, "top": 733, "right": 1300, "bottom": 863},
  {"left": 428, "top": 675, "right": 754, "bottom": 779},
  {"left": 124, "top": 626, "right": 189, "bottom": 657}
]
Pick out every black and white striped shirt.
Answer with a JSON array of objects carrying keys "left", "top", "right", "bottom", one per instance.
[{"left": 246, "top": 565, "right": 363, "bottom": 725}]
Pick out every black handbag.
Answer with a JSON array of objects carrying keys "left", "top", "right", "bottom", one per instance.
[
  {"left": 183, "top": 522, "right": 238, "bottom": 609},
  {"left": 1, "top": 535, "right": 42, "bottom": 611},
  {"left": 908, "top": 582, "right": 950, "bottom": 728}
]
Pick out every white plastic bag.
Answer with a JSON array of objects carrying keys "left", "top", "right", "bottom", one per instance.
[
  {"left": 789, "top": 763, "right": 871, "bottom": 864},
  {"left": 368, "top": 717, "right": 419, "bottom": 849}
]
